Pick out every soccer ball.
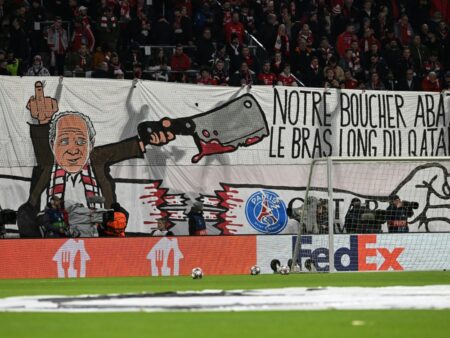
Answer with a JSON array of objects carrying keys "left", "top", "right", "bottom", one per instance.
[
  {"left": 191, "top": 267, "right": 203, "bottom": 279},
  {"left": 279, "top": 265, "right": 290, "bottom": 275},
  {"left": 250, "top": 265, "right": 261, "bottom": 275}
]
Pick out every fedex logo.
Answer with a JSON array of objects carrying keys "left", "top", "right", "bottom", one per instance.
[{"left": 294, "top": 235, "right": 404, "bottom": 272}]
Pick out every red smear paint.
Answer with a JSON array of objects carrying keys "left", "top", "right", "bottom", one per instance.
[
  {"left": 192, "top": 139, "right": 236, "bottom": 163},
  {"left": 192, "top": 134, "right": 265, "bottom": 163},
  {"left": 139, "top": 181, "right": 168, "bottom": 208},
  {"left": 216, "top": 184, "right": 245, "bottom": 234},
  {"left": 202, "top": 196, "right": 221, "bottom": 207},
  {"left": 245, "top": 136, "right": 260, "bottom": 145},
  {"left": 139, "top": 181, "right": 183, "bottom": 231}
]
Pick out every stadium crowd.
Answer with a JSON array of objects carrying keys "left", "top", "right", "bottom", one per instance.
[{"left": 0, "top": 0, "right": 449, "bottom": 89}]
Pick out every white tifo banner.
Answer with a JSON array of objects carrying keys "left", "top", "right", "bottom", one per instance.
[{"left": 0, "top": 76, "right": 449, "bottom": 235}]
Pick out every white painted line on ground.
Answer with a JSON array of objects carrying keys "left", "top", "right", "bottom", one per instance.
[{"left": 1, "top": 286, "right": 450, "bottom": 312}]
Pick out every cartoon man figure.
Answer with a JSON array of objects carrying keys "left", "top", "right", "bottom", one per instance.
[{"left": 17, "top": 81, "right": 174, "bottom": 237}]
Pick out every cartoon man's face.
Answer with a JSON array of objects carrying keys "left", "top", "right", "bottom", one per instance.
[{"left": 52, "top": 115, "right": 91, "bottom": 173}]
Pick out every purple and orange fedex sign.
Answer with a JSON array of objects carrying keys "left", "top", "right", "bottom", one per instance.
[{"left": 294, "top": 234, "right": 405, "bottom": 272}]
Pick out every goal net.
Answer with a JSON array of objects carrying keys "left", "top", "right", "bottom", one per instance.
[{"left": 291, "top": 157, "right": 450, "bottom": 273}]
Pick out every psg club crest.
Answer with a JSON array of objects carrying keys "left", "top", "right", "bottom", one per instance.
[{"left": 245, "top": 190, "right": 288, "bottom": 234}]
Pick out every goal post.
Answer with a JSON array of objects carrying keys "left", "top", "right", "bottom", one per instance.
[{"left": 291, "top": 156, "right": 450, "bottom": 273}]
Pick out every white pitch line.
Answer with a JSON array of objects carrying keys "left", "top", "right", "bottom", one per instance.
[{"left": 1, "top": 286, "right": 450, "bottom": 312}]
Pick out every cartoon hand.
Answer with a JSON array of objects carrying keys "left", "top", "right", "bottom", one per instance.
[
  {"left": 392, "top": 163, "right": 450, "bottom": 231},
  {"left": 149, "top": 119, "right": 175, "bottom": 145},
  {"left": 26, "top": 81, "right": 59, "bottom": 124},
  {"left": 138, "top": 118, "right": 176, "bottom": 152}
]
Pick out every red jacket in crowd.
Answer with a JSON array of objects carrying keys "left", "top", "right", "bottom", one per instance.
[
  {"left": 258, "top": 72, "right": 277, "bottom": 85},
  {"left": 278, "top": 73, "right": 297, "bottom": 86},
  {"left": 198, "top": 77, "right": 217, "bottom": 85},
  {"left": 345, "top": 78, "right": 359, "bottom": 89},
  {"left": 224, "top": 22, "right": 245, "bottom": 43},
  {"left": 423, "top": 61, "right": 442, "bottom": 74},
  {"left": 431, "top": 0, "right": 450, "bottom": 21},
  {"left": 170, "top": 53, "right": 191, "bottom": 71},
  {"left": 336, "top": 31, "right": 357, "bottom": 57},
  {"left": 421, "top": 76, "right": 441, "bottom": 92},
  {"left": 71, "top": 25, "right": 95, "bottom": 52}
]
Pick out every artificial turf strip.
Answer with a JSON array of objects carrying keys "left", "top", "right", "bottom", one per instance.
[
  {"left": 0, "top": 310, "right": 449, "bottom": 338},
  {"left": 0, "top": 271, "right": 449, "bottom": 298}
]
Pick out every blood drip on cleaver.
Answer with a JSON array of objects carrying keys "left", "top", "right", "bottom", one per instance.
[
  {"left": 245, "top": 136, "right": 261, "bottom": 145},
  {"left": 192, "top": 136, "right": 263, "bottom": 163},
  {"left": 192, "top": 139, "right": 235, "bottom": 163}
]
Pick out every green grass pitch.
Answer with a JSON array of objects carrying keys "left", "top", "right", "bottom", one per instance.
[{"left": 1, "top": 271, "right": 449, "bottom": 338}]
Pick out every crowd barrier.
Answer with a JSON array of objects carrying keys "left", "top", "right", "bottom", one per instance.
[{"left": 1, "top": 233, "right": 449, "bottom": 279}]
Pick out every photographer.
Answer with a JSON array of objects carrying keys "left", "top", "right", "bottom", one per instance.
[
  {"left": 99, "top": 202, "right": 128, "bottom": 237},
  {"left": 345, "top": 198, "right": 386, "bottom": 233},
  {"left": 344, "top": 198, "right": 366, "bottom": 233},
  {"left": 187, "top": 202, "right": 207, "bottom": 236},
  {"left": 316, "top": 199, "right": 329, "bottom": 234},
  {"left": 42, "top": 196, "right": 69, "bottom": 237},
  {"left": 286, "top": 197, "right": 321, "bottom": 234},
  {"left": 385, "top": 195, "right": 415, "bottom": 233}
]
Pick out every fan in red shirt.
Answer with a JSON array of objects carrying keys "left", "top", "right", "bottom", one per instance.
[
  {"left": 277, "top": 64, "right": 298, "bottom": 87},
  {"left": 78, "top": 6, "right": 91, "bottom": 28},
  {"left": 394, "top": 14, "right": 414, "bottom": 46},
  {"left": 421, "top": 71, "right": 441, "bottom": 92},
  {"left": 71, "top": 19, "right": 95, "bottom": 52},
  {"left": 212, "top": 60, "right": 229, "bottom": 86},
  {"left": 170, "top": 44, "right": 191, "bottom": 70},
  {"left": 423, "top": 54, "right": 443, "bottom": 77},
  {"left": 431, "top": 0, "right": 450, "bottom": 22},
  {"left": 258, "top": 62, "right": 277, "bottom": 85},
  {"left": 336, "top": 24, "right": 358, "bottom": 57},
  {"left": 343, "top": 70, "right": 359, "bottom": 89},
  {"left": 197, "top": 68, "right": 217, "bottom": 85},
  {"left": 359, "top": 27, "right": 380, "bottom": 53},
  {"left": 224, "top": 12, "right": 245, "bottom": 43},
  {"left": 170, "top": 44, "right": 191, "bottom": 82}
]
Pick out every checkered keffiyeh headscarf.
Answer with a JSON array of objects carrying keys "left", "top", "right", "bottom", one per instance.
[{"left": 47, "top": 163, "right": 102, "bottom": 208}]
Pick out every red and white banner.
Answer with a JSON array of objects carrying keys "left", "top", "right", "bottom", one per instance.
[
  {"left": 0, "top": 77, "right": 449, "bottom": 235},
  {"left": 0, "top": 236, "right": 256, "bottom": 279},
  {"left": 1, "top": 234, "right": 450, "bottom": 279}
]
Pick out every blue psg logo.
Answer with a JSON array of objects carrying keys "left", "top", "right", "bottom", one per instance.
[{"left": 245, "top": 190, "right": 288, "bottom": 234}]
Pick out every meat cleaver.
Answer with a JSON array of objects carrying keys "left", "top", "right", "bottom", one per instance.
[{"left": 138, "top": 93, "right": 269, "bottom": 163}]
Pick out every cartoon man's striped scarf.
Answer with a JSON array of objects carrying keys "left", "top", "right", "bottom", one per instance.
[{"left": 47, "top": 163, "right": 102, "bottom": 208}]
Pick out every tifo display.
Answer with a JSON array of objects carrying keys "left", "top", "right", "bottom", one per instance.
[{"left": 0, "top": 77, "right": 449, "bottom": 239}]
